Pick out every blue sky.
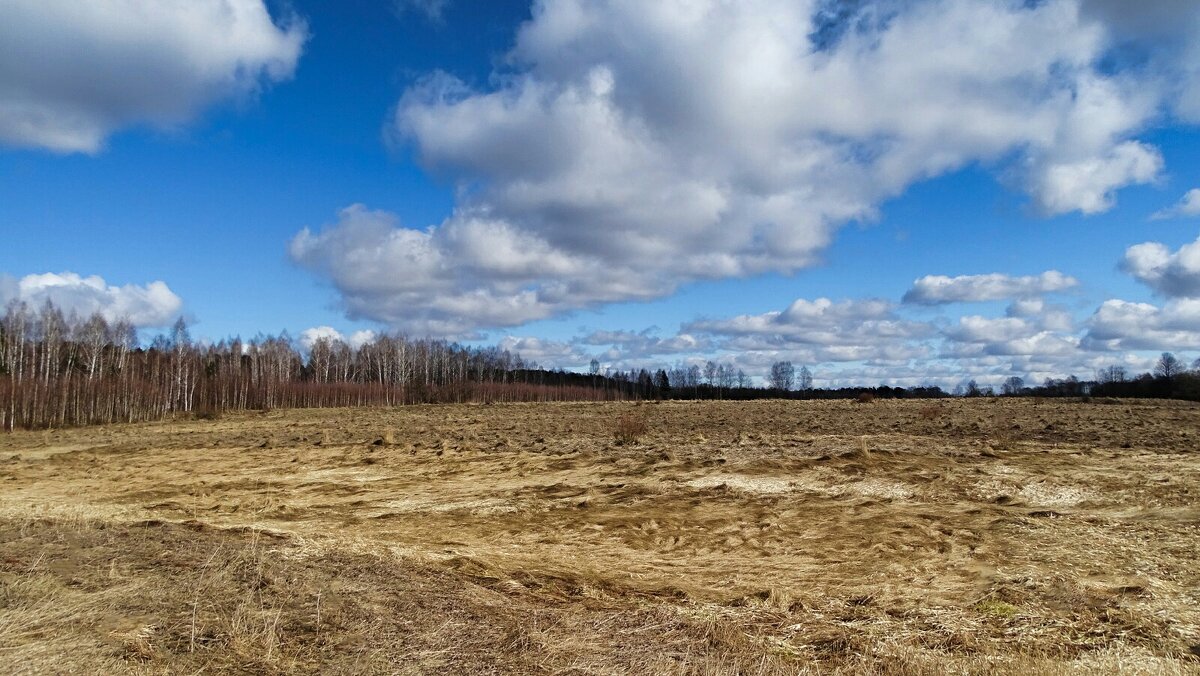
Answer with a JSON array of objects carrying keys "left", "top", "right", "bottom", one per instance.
[{"left": 2, "top": 0, "right": 1200, "bottom": 388}]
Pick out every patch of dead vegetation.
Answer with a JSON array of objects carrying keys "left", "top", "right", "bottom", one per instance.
[{"left": 1, "top": 398, "right": 1198, "bottom": 674}]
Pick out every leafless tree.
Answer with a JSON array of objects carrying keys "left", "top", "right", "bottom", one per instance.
[
  {"left": 1001, "top": 376, "right": 1024, "bottom": 395},
  {"left": 736, "top": 369, "right": 749, "bottom": 388},
  {"left": 0, "top": 300, "right": 642, "bottom": 430},
  {"left": 1156, "top": 352, "right": 1181, "bottom": 380},
  {"left": 769, "top": 361, "right": 795, "bottom": 391},
  {"left": 717, "top": 363, "right": 735, "bottom": 390}
]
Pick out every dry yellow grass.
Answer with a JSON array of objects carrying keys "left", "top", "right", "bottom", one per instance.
[{"left": 1, "top": 399, "right": 1199, "bottom": 674}]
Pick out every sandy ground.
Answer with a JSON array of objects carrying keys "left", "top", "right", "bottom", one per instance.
[{"left": 1, "top": 398, "right": 1198, "bottom": 674}]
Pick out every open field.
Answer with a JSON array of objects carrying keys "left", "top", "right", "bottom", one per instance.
[{"left": 1, "top": 399, "right": 1199, "bottom": 674}]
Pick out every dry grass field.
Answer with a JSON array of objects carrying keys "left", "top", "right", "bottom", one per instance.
[{"left": 1, "top": 399, "right": 1199, "bottom": 674}]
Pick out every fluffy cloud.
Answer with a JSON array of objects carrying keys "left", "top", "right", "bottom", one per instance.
[
  {"left": 1077, "top": 0, "right": 1200, "bottom": 123},
  {"left": 1083, "top": 299, "right": 1200, "bottom": 351},
  {"left": 1027, "top": 141, "right": 1162, "bottom": 216},
  {"left": 1151, "top": 189, "right": 1200, "bottom": 220},
  {"left": 0, "top": 272, "right": 182, "bottom": 327},
  {"left": 942, "top": 315, "right": 1080, "bottom": 359},
  {"left": 290, "top": 204, "right": 615, "bottom": 336},
  {"left": 683, "top": 298, "right": 933, "bottom": 363},
  {"left": 578, "top": 329, "right": 712, "bottom": 360},
  {"left": 298, "top": 0, "right": 1195, "bottom": 334},
  {"left": 298, "top": 326, "right": 343, "bottom": 351},
  {"left": 298, "top": 326, "right": 377, "bottom": 351},
  {"left": 1122, "top": 234, "right": 1200, "bottom": 298},
  {"left": 903, "top": 271, "right": 1079, "bottom": 305},
  {"left": 0, "top": 0, "right": 305, "bottom": 153},
  {"left": 496, "top": 336, "right": 587, "bottom": 369}
]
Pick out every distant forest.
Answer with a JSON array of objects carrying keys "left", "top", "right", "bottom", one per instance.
[{"left": 1, "top": 301, "right": 1197, "bottom": 430}]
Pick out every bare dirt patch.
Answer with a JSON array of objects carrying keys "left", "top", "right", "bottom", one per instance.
[{"left": 2, "top": 399, "right": 1198, "bottom": 674}]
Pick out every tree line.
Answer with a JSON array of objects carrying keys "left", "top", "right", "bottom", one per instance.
[
  {"left": 649, "top": 359, "right": 946, "bottom": 401},
  {"left": 0, "top": 301, "right": 635, "bottom": 431},
  {"left": 3, "top": 301, "right": 1197, "bottom": 431},
  {"left": 972, "top": 352, "right": 1200, "bottom": 401}
]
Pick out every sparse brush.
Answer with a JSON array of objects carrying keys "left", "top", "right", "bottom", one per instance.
[{"left": 613, "top": 413, "right": 648, "bottom": 445}]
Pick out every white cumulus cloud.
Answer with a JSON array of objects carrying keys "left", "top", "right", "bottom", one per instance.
[
  {"left": 0, "top": 272, "right": 182, "bottom": 327},
  {"left": 942, "top": 314, "right": 1080, "bottom": 359},
  {"left": 298, "top": 326, "right": 377, "bottom": 351},
  {"left": 290, "top": 204, "right": 609, "bottom": 336},
  {"left": 0, "top": 0, "right": 306, "bottom": 153},
  {"left": 1151, "top": 189, "right": 1200, "bottom": 220},
  {"left": 1122, "top": 234, "right": 1200, "bottom": 298},
  {"left": 1027, "top": 141, "right": 1163, "bottom": 216},
  {"left": 496, "top": 335, "right": 586, "bottom": 369},
  {"left": 1077, "top": 0, "right": 1200, "bottom": 123},
  {"left": 1083, "top": 298, "right": 1200, "bottom": 351},
  {"left": 297, "top": 0, "right": 1198, "bottom": 334},
  {"left": 683, "top": 298, "right": 934, "bottom": 364},
  {"left": 903, "top": 271, "right": 1079, "bottom": 305}
]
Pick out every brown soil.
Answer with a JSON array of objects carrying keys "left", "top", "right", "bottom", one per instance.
[{"left": 1, "top": 399, "right": 1198, "bottom": 674}]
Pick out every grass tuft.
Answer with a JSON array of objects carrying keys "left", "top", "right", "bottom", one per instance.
[{"left": 613, "top": 412, "right": 649, "bottom": 445}]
